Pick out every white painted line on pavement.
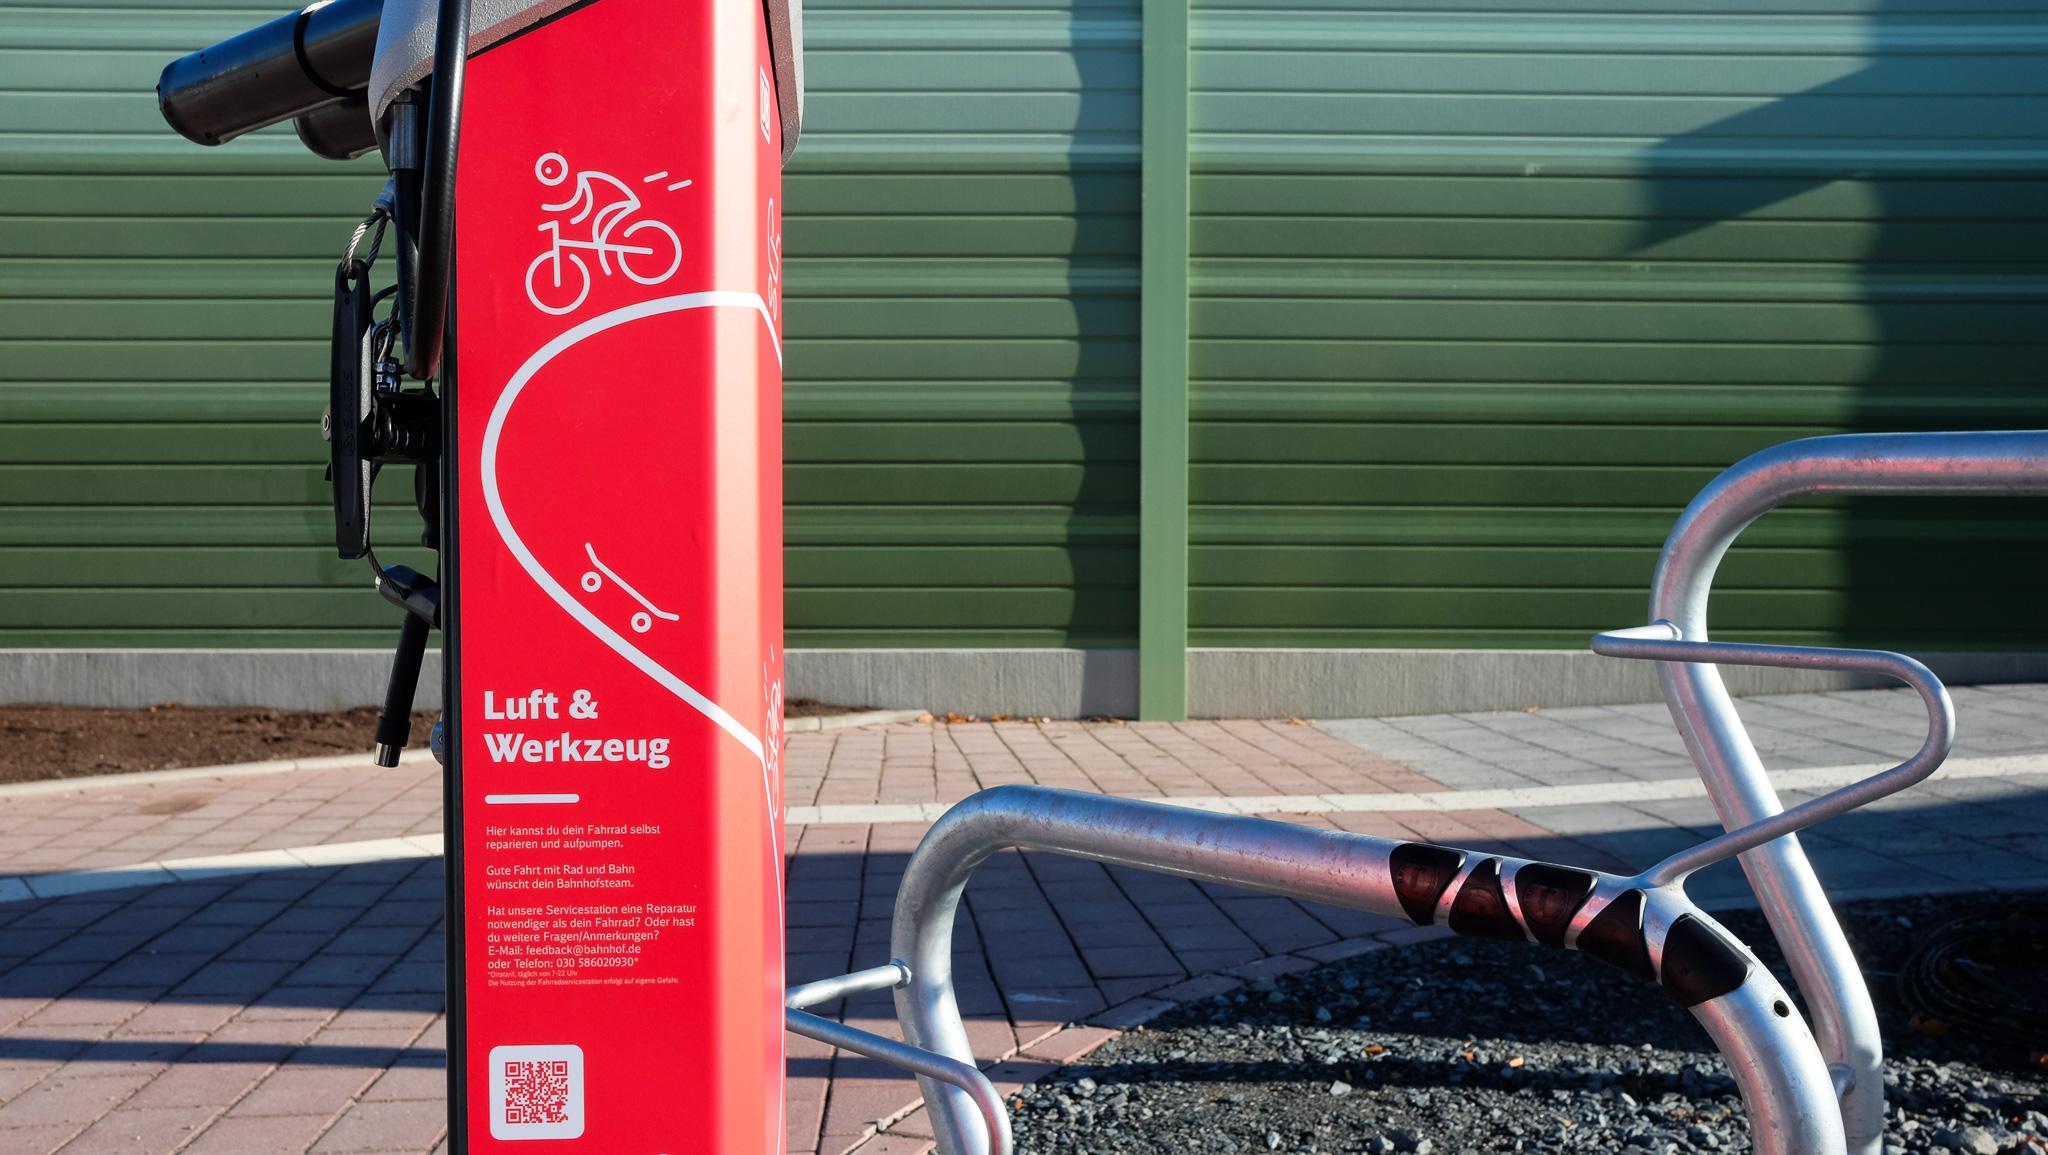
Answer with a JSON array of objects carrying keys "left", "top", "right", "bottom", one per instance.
[
  {"left": 2, "top": 753, "right": 2042, "bottom": 906},
  {"left": 286, "top": 837, "right": 433, "bottom": 868},
  {"left": 783, "top": 752, "right": 2048, "bottom": 826},
  {"left": 0, "top": 834, "right": 443, "bottom": 906},
  {"left": 161, "top": 850, "right": 302, "bottom": 880},
  {"left": 0, "top": 749, "right": 439, "bottom": 800}
]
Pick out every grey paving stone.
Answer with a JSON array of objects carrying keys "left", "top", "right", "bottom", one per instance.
[
  {"left": 1411, "top": 767, "right": 1539, "bottom": 790},
  {"left": 325, "top": 927, "right": 429, "bottom": 957},
  {"left": 1801, "top": 845, "right": 1913, "bottom": 876},
  {"left": 1897, "top": 848, "right": 2048, "bottom": 884},
  {"left": 1817, "top": 819, "right": 1981, "bottom": 857},
  {"left": 1953, "top": 733, "right": 2048, "bottom": 755},
  {"left": 1977, "top": 831, "right": 2048, "bottom": 862},
  {"left": 32, "top": 932, "right": 157, "bottom": 965},
  {"left": 184, "top": 901, "right": 291, "bottom": 928},
  {"left": 1617, "top": 800, "right": 1722, "bottom": 837},
  {"left": 13, "top": 902, "right": 124, "bottom": 931},
  {"left": 79, "top": 954, "right": 212, "bottom": 991},
  {"left": 171, "top": 961, "right": 299, "bottom": 998},
  {"left": 283, "top": 955, "right": 393, "bottom": 988},
  {"left": 1518, "top": 767, "right": 1649, "bottom": 786},
  {"left": 1507, "top": 803, "right": 1669, "bottom": 838},
  {"left": 1575, "top": 827, "right": 1698, "bottom": 867}
]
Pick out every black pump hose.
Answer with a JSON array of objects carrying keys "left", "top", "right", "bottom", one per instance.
[
  {"left": 1899, "top": 905, "right": 2048, "bottom": 1052},
  {"left": 405, "top": 0, "right": 468, "bottom": 381}
]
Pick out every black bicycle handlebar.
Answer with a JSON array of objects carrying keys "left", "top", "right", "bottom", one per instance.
[{"left": 158, "top": 0, "right": 382, "bottom": 148}]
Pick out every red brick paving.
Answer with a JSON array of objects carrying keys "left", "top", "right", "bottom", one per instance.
[
  {"left": 0, "top": 720, "right": 1580, "bottom": 1155},
  {"left": 0, "top": 764, "right": 441, "bottom": 876}
]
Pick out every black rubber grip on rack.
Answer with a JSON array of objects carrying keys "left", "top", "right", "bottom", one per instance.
[
  {"left": 1658, "top": 914, "right": 1751, "bottom": 1007},
  {"left": 1446, "top": 858, "right": 1522, "bottom": 940},
  {"left": 1576, "top": 889, "right": 1657, "bottom": 982},
  {"left": 1389, "top": 843, "right": 1466, "bottom": 925},
  {"left": 1512, "top": 863, "right": 1597, "bottom": 949}
]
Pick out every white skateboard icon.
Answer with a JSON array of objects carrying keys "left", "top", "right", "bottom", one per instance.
[{"left": 580, "top": 542, "right": 680, "bottom": 634}]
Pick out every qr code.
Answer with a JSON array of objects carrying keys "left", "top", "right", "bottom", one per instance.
[
  {"left": 504, "top": 1060, "right": 571, "bottom": 1124},
  {"left": 489, "top": 1044, "right": 584, "bottom": 1140}
]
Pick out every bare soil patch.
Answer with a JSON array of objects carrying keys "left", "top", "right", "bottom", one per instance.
[
  {"left": 0, "top": 704, "right": 437, "bottom": 785},
  {"left": 0, "top": 699, "right": 877, "bottom": 785}
]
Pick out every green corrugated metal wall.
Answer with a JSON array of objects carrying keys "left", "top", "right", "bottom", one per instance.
[
  {"left": 784, "top": 0, "right": 1143, "bottom": 648},
  {"left": 0, "top": 0, "right": 1144, "bottom": 649},
  {"left": 1185, "top": 0, "right": 2048, "bottom": 650},
  {"left": 0, "top": 1, "right": 418, "bottom": 647},
  {"left": 1, "top": 0, "right": 2043, "bottom": 654}
]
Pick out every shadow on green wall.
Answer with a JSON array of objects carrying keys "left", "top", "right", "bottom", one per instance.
[{"left": 1634, "top": 3, "right": 2048, "bottom": 650}]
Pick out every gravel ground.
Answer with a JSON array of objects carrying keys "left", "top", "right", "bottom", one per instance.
[{"left": 1011, "top": 895, "right": 2048, "bottom": 1155}]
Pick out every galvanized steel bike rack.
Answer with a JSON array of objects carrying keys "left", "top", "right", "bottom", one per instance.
[
  {"left": 800, "top": 430, "right": 2048, "bottom": 1155},
  {"left": 1624, "top": 428, "right": 2048, "bottom": 1155}
]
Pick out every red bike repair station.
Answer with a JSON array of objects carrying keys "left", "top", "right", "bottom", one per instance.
[{"left": 162, "top": 0, "right": 804, "bottom": 1149}]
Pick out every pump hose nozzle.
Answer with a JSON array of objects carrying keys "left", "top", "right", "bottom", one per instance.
[{"left": 375, "top": 612, "right": 432, "bottom": 767}]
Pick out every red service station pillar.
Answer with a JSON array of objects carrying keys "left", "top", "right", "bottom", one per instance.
[
  {"left": 158, "top": 0, "right": 802, "bottom": 1149},
  {"left": 447, "top": 2, "right": 790, "bottom": 1151}
]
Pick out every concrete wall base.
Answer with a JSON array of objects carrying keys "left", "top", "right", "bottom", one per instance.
[
  {"left": 0, "top": 649, "right": 449, "bottom": 712},
  {"left": 0, "top": 647, "right": 2041, "bottom": 718},
  {"left": 1186, "top": 648, "right": 2048, "bottom": 719},
  {"left": 786, "top": 648, "right": 1137, "bottom": 718}
]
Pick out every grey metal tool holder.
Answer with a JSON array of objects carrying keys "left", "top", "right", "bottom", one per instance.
[{"left": 781, "top": 430, "right": 2048, "bottom": 1155}]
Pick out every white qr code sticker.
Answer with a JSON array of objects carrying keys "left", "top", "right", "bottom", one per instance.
[{"left": 489, "top": 1044, "right": 585, "bottom": 1140}]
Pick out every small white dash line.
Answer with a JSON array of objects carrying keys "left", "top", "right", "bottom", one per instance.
[
  {"left": 666, "top": 179, "right": 692, "bottom": 191},
  {"left": 485, "top": 793, "right": 581, "bottom": 805},
  {"left": 643, "top": 171, "right": 669, "bottom": 183}
]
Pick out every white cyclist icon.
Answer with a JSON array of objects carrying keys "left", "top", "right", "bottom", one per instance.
[{"left": 525, "top": 152, "right": 684, "bottom": 315}]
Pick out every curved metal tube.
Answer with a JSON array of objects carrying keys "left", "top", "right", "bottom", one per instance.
[
  {"left": 1591, "top": 628, "right": 1955, "bottom": 886},
  {"left": 1643, "top": 429, "right": 2048, "bottom": 1154},
  {"left": 1687, "top": 977, "right": 1843, "bottom": 1153},
  {"left": 785, "top": 1007, "right": 1013, "bottom": 1155},
  {"left": 893, "top": 786, "right": 1844, "bottom": 1155},
  {"left": 787, "top": 962, "right": 912, "bottom": 1010}
]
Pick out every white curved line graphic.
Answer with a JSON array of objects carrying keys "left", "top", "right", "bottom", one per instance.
[
  {"left": 480, "top": 289, "right": 782, "bottom": 769},
  {"left": 480, "top": 289, "right": 787, "bottom": 1044}
]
